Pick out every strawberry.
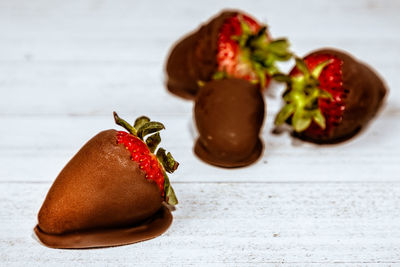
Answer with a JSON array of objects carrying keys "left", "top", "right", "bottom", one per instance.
[
  {"left": 35, "top": 112, "right": 178, "bottom": 248},
  {"left": 113, "top": 112, "right": 178, "bottom": 204},
  {"left": 214, "top": 13, "right": 292, "bottom": 88},
  {"left": 166, "top": 10, "right": 292, "bottom": 100},
  {"left": 274, "top": 48, "right": 387, "bottom": 143}
]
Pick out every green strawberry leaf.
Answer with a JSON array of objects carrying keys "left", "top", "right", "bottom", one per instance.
[
  {"left": 113, "top": 111, "right": 137, "bottom": 136},
  {"left": 240, "top": 18, "right": 253, "bottom": 35},
  {"left": 255, "top": 26, "right": 267, "bottom": 38},
  {"left": 156, "top": 148, "right": 179, "bottom": 173},
  {"left": 252, "top": 62, "right": 266, "bottom": 87},
  {"left": 272, "top": 73, "right": 291, "bottom": 83},
  {"left": 134, "top": 116, "right": 150, "bottom": 130},
  {"left": 291, "top": 76, "right": 307, "bottom": 94},
  {"left": 311, "top": 59, "right": 334, "bottom": 79},
  {"left": 292, "top": 109, "right": 312, "bottom": 132},
  {"left": 295, "top": 57, "right": 310, "bottom": 77},
  {"left": 319, "top": 89, "right": 334, "bottom": 100},
  {"left": 163, "top": 172, "right": 178, "bottom": 206},
  {"left": 275, "top": 103, "right": 296, "bottom": 125},
  {"left": 212, "top": 71, "right": 227, "bottom": 80},
  {"left": 313, "top": 109, "right": 326, "bottom": 129},
  {"left": 137, "top": 121, "right": 165, "bottom": 140},
  {"left": 145, "top": 132, "right": 161, "bottom": 153},
  {"left": 273, "top": 56, "right": 336, "bottom": 133},
  {"left": 247, "top": 26, "right": 268, "bottom": 49},
  {"left": 267, "top": 38, "right": 290, "bottom": 56}
]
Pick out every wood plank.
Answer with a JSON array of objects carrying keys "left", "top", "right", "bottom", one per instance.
[
  {"left": 1, "top": 110, "right": 399, "bottom": 183},
  {"left": 0, "top": 0, "right": 398, "bottom": 116},
  {"left": 0, "top": 0, "right": 398, "bottom": 63},
  {"left": 1, "top": 0, "right": 399, "bottom": 264},
  {"left": 1, "top": 182, "right": 399, "bottom": 265},
  {"left": 0, "top": 0, "right": 399, "bottom": 58},
  {"left": 0, "top": 62, "right": 397, "bottom": 116}
]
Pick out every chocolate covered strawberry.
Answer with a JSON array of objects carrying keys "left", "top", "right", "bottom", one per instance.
[
  {"left": 166, "top": 10, "right": 292, "bottom": 99},
  {"left": 35, "top": 112, "right": 178, "bottom": 249},
  {"left": 274, "top": 48, "right": 387, "bottom": 143}
]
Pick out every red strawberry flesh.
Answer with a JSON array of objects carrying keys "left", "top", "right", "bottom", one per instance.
[
  {"left": 116, "top": 131, "right": 165, "bottom": 196},
  {"left": 216, "top": 14, "right": 268, "bottom": 83}
]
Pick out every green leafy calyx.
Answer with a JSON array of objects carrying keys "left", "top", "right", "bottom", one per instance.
[
  {"left": 274, "top": 58, "right": 334, "bottom": 132},
  {"left": 113, "top": 111, "right": 178, "bottom": 206},
  {"left": 215, "top": 18, "right": 292, "bottom": 88}
]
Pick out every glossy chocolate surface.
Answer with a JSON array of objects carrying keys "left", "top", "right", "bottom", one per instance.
[
  {"left": 35, "top": 130, "right": 171, "bottom": 248},
  {"left": 194, "top": 79, "right": 264, "bottom": 167},
  {"left": 34, "top": 205, "right": 172, "bottom": 249}
]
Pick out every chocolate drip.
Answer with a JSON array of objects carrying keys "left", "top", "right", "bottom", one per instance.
[{"left": 35, "top": 205, "right": 172, "bottom": 249}]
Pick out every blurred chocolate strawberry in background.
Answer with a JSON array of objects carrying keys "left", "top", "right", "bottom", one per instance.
[
  {"left": 166, "top": 10, "right": 292, "bottom": 100},
  {"left": 274, "top": 48, "right": 387, "bottom": 144}
]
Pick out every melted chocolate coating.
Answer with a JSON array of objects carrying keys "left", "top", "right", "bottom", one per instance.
[
  {"left": 166, "top": 10, "right": 237, "bottom": 100},
  {"left": 296, "top": 48, "right": 387, "bottom": 144},
  {"left": 35, "top": 130, "right": 172, "bottom": 248},
  {"left": 34, "top": 205, "right": 172, "bottom": 249},
  {"left": 194, "top": 79, "right": 265, "bottom": 167}
]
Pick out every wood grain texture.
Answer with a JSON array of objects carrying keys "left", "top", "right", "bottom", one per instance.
[
  {"left": 0, "top": 110, "right": 399, "bottom": 183},
  {"left": 0, "top": 0, "right": 399, "bottom": 116},
  {"left": 1, "top": 183, "right": 400, "bottom": 265},
  {"left": 1, "top": 0, "right": 400, "bottom": 265}
]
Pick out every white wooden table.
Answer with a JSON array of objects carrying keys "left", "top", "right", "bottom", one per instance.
[{"left": 1, "top": 0, "right": 400, "bottom": 265}]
